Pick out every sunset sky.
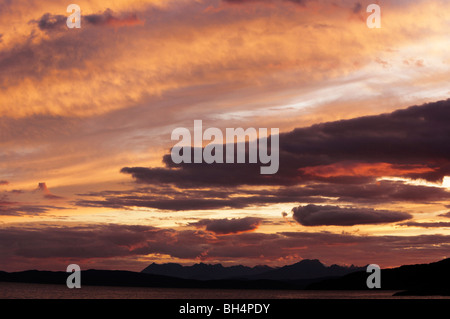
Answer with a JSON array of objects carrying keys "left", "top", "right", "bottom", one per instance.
[{"left": 1, "top": 0, "right": 450, "bottom": 272}]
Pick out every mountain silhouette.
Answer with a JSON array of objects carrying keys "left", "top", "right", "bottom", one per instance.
[
  {"left": 0, "top": 269, "right": 300, "bottom": 290},
  {"left": 141, "top": 262, "right": 273, "bottom": 280},
  {"left": 307, "top": 258, "right": 450, "bottom": 296},
  {"left": 141, "top": 259, "right": 364, "bottom": 281},
  {"left": 2, "top": 258, "right": 450, "bottom": 295},
  {"left": 0, "top": 259, "right": 362, "bottom": 290},
  {"left": 249, "top": 259, "right": 365, "bottom": 280},
  {"left": 142, "top": 259, "right": 365, "bottom": 281}
]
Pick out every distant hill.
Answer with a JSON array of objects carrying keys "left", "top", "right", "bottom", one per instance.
[
  {"left": 0, "top": 259, "right": 363, "bottom": 290},
  {"left": 141, "top": 259, "right": 364, "bottom": 281},
  {"left": 141, "top": 262, "right": 273, "bottom": 280},
  {"left": 2, "top": 258, "right": 450, "bottom": 295},
  {"left": 0, "top": 269, "right": 193, "bottom": 287},
  {"left": 0, "top": 269, "right": 301, "bottom": 290},
  {"left": 249, "top": 259, "right": 365, "bottom": 280},
  {"left": 307, "top": 258, "right": 450, "bottom": 296}
]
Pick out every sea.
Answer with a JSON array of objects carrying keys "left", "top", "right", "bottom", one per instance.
[{"left": 1, "top": 282, "right": 449, "bottom": 299}]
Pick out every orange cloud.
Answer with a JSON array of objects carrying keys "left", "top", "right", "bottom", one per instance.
[
  {"left": 299, "top": 162, "right": 435, "bottom": 178},
  {"left": 104, "top": 13, "right": 144, "bottom": 27},
  {"left": 1, "top": 0, "right": 449, "bottom": 119}
]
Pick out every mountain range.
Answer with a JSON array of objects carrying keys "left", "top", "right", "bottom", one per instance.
[
  {"left": 307, "top": 258, "right": 450, "bottom": 296},
  {"left": 141, "top": 259, "right": 364, "bottom": 280},
  {"left": 2, "top": 258, "right": 450, "bottom": 295},
  {"left": 0, "top": 259, "right": 364, "bottom": 290}
]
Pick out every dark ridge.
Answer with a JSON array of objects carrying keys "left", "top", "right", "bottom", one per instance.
[
  {"left": 307, "top": 258, "right": 450, "bottom": 296},
  {"left": 141, "top": 259, "right": 363, "bottom": 281}
]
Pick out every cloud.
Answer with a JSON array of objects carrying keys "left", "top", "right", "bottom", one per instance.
[
  {"left": 400, "top": 221, "right": 450, "bottom": 228},
  {"left": 0, "top": 201, "right": 66, "bottom": 216},
  {"left": 1, "top": 0, "right": 450, "bottom": 273},
  {"left": 32, "top": 9, "right": 143, "bottom": 32},
  {"left": 1, "top": 223, "right": 450, "bottom": 271},
  {"left": 299, "top": 162, "right": 434, "bottom": 179},
  {"left": 76, "top": 179, "right": 450, "bottom": 212},
  {"left": 189, "top": 217, "right": 262, "bottom": 234},
  {"left": 223, "top": 0, "right": 308, "bottom": 5},
  {"left": 33, "top": 13, "right": 67, "bottom": 31},
  {"left": 121, "top": 99, "right": 450, "bottom": 189},
  {"left": 403, "top": 58, "right": 425, "bottom": 68},
  {"left": 439, "top": 212, "right": 450, "bottom": 218},
  {"left": 292, "top": 204, "right": 412, "bottom": 226},
  {"left": 0, "top": 181, "right": 8, "bottom": 185},
  {"left": 0, "top": 224, "right": 161, "bottom": 259},
  {"left": 3, "top": 0, "right": 448, "bottom": 120},
  {"left": 0, "top": 182, "right": 67, "bottom": 216},
  {"left": 36, "top": 182, "right": 63, "bottom": 200},
  {"left": 352, "top": 2, "right": 362, "bottom": 14},
  {"left": 84, "top": 9, "right": 143, "bottom": 27}
]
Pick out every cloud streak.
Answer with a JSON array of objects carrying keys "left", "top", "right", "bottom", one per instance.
[
  {"left": 400, "top": 221, "right": 450, "bottom": 228},
  {"left": 76, "top": 179, "right": 450, "bottom": 212},
  {"left": 189, "top": 217, "right": 262, "bottom": 234},
  {"left": 33, "top": 9, "right": 143, "bottom": 32},
  {"left": 292, "top": 204, "right": 412, "bottom": 226}
]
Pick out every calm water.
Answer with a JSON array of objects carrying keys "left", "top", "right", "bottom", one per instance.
[{"left": 1, "top": 282, "right": 449, "bottom": 299}]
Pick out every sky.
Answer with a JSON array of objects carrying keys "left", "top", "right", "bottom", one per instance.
[{"left": 1, "top": 0, "right": 450, "bottom": 272}]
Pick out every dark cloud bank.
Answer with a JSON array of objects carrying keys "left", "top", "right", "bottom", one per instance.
[
  {"left": 70, "top": 100, "right": 450, "bottom": 243},
  {"left": 189, "top": 217, "right": 262, "bottom": 234},
  {"left": 121, "top": 99, "right": 450, "bottom": 187},
  {"left": 32, "top": 9, "right": 141, "bottom": 32},
  {"left": 74, "top": 99, "right": 450, "bottom": 214},
  {"left": 292, "top": 204, "right": 412, "bottom": 226}
]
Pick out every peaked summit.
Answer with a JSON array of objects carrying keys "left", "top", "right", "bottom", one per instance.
[{"left": 141, "top": 259, "right": 364, "bottom": 281}]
